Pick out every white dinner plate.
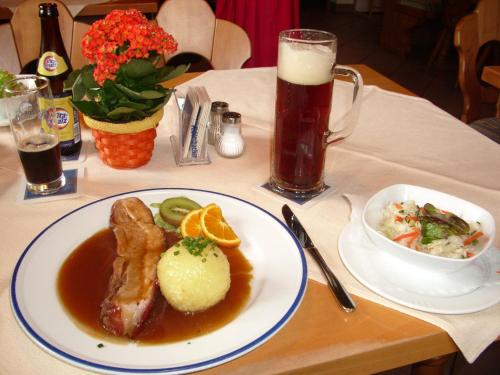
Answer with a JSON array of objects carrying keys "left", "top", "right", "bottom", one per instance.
[
  {"left": 10, "top": 188, "right": 307, "bottom": 374},
  {"left": 339, "top": 222, "right": 500, "bottom": 314}
]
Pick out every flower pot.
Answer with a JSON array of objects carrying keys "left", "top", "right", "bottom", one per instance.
[{"left": 83, "top": 109, "right": 164, "bottom": 169}]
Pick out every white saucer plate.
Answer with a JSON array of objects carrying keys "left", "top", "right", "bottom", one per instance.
[
  {"left": 339, "top": 222, "right": 500, "bottom": 314},
  {"left": 11, "top": 188, "right": 307, "bottom": 374}
]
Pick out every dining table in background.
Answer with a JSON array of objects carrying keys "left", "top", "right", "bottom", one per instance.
[{"left": 1, "top": 64, "right": 499, "bottom": 375}]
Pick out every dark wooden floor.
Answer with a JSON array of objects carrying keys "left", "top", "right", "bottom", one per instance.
[{"left": 300, "top": 4, "right": 496, "bottom": 122}]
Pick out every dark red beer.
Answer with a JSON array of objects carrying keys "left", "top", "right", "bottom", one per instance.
[
  {"left": 272, "top": 77, "right": 334, "bottom": 192},
  {"left": 18, "top": 134, "right": 63, "bottom": 184}
]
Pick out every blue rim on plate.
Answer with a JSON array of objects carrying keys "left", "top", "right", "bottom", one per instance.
[{"left": 10, "top": 188, "right": 307, "bottom": 374}]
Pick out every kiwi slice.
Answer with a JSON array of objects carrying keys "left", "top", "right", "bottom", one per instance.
[{"left": 159, "top": 197, "right": 201, "bottom": 226}]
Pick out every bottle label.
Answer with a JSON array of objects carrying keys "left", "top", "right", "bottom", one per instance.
[
  {"left": 40, "top": 93, "right": 80, "bottom": 143},
  {"left": 37, "top": 51, "right": 69, "bottom": 76}
]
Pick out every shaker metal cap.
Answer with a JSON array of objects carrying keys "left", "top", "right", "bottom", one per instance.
[
  {"left": 211, "top": 101, "right": 229, "bottom": 113},
  {"left": 222, "top": 111, "right": 241, "bottom": 124}
]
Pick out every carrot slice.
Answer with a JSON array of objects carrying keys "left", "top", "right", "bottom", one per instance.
[
  {"left": 393, "top": 229, "right": 419, "bottom": 242},
  {"left": 463, "top": 231, "right": 484, "bottom": 246},
  {"left": 408, "top": 230, "right": 421, "bottom": 248}
]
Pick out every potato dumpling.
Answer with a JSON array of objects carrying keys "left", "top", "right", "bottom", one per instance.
[{"left": 157, "top": 238, "right": 230, "bottom": 312}]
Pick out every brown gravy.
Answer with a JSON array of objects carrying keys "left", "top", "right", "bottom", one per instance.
[{"left": 57, "top": 228, "right": 253, "bottom": 344}]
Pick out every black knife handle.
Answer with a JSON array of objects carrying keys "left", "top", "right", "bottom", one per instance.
[{"left": 308, "top": 246, "right": 356, "bottom": 312}]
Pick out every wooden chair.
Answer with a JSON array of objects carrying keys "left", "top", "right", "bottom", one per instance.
[
  {"left": 156, "top": 0, "right": 251, "bottom": 69},
  {"left": 0, "top": 23, "right": 21, "bottom": 74},
  {"left": 10, "top": 0, "right": 74, "bottom": 71},
  {"left": 454, "top": 0, "right": 500, "bottom": 123},
  {"left": 70, "top": 21, "right": 90, "bottom": 70}
]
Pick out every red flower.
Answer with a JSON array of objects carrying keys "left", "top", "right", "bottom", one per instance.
[{"left": 81, "top": 9, "right": 178, "bottom": 85}]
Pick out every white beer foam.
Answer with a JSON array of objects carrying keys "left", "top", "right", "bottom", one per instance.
[{"left": 277, "top": 42, "right": 335, "bottom": 86}]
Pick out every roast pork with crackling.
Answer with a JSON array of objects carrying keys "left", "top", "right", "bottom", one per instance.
[{"left": 100, "top": 197, "right": 166, "bottom": 337}]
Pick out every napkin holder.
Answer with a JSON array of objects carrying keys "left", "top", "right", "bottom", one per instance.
[{"left": 170, "top": 88, "right": 211, "bottom": 166}]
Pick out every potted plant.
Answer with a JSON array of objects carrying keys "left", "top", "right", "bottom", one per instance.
[{"left": 64, "top": 9, "right": 188, "bottom": 168}]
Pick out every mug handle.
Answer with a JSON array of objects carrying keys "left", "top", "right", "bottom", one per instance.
[{"left": 325, "top": 65, "right": 364, "bottom": 145}]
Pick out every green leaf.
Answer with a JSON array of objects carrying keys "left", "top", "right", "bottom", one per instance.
[
  {"left": 139, "top": 90, "right": 166, "bottom": 99},
  {"left": 115, "top": 84, "right": 148, "bottom": 99},
  {"left": 117, "top": 98, "right": 150, "bottom": 110},
  {"left": 120, "top": 59, "right": 157, "bottom": 79},
  {"left": 421, "top": 221, "right": 447, "bottom": 244},
  {"left": 71, "top": 100, "right": 108, "bottom": 119},
  {"left": 107, "top": 106, "right": 146, "bottom": 120},
  {"left": 159, "top": 64, "right": 189, "bottom": 83},
  {"left": 63, "top": 69, "right": 81, "bottom": 91},
  {"left": 423, "top": 203, "right": 469, "bottom": 235},
  {"left": 144, "top": 96, "right": 171, "bottom": 115},
  {"left": 115, "top": 83, "right": 166, "bottom": 100},
  {"left": 70, "top": 73, "right": 86, "bottom": 101},
  {"left": 81, "top": 65, "right": 99, "bottom": 89}
]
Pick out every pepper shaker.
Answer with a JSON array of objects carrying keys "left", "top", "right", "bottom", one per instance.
[
  {"left": 216, "top": 112, "right": 245, "bottom": 158},
  {"left": 207, "top": 101, "right": 229, "bottom": 145}
]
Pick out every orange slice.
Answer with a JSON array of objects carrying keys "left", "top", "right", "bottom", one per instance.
[
  {"left": 180, "top": 209, "right": 203, "bottom": 238},
  {"left": 200, "top": 204, "right": 241, "bottom": 248}
]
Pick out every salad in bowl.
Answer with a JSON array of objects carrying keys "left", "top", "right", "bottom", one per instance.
[
  {"left": 362, "top": 184, "right": 495, "bottom": 273},
  {"left": 0, "top": 69, "right": 17, "bottom": 126}
]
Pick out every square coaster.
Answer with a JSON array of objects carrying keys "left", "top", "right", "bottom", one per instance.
[
  {"left": 257, "top": 181, "right": 335, "bottom": 209},
  {"left": 17, "top": 167, "right": 84, "bottom": 204}
]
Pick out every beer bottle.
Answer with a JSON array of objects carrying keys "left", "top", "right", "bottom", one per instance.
[{"left": 37, "top": 3, "right": 81, "bottom": 156}]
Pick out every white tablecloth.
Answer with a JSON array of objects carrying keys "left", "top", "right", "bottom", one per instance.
[{"left": 0, "top": 67, "right": 499, "bottom": 374}]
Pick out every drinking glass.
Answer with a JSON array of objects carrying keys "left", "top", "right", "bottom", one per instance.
[
  {"left": 4, "top": 75, "right": 65, "bottom": 195},
  {"left": 270, "top": 29, "right": 363, "bottom": 199}
]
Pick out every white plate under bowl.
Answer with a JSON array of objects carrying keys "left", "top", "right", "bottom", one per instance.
[
  {"left": 362, "top": 184, "right": 495, "bottom": 273},
  {"left": 339, "top": 222, "right": 500, "bottom": 314},
  {"left": 10, "top": 188, "right": 307, "bottom": 374}
]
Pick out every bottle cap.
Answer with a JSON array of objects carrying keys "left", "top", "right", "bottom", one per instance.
[
  {"left": 211, "top": 101, "right": 229, "bottom": 113},
  {"left": 39, "top": 3, "right": 59, "bottom": 17},
  {"left": 222, "top": 112, "right": 241, "bottom": 125}
]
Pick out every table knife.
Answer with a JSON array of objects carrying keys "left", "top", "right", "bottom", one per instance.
[{"left": 282, "top": 204, "right": 356, "bottom": 313}]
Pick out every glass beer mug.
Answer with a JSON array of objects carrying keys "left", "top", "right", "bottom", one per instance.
[{"left": 270, "top": 29, "right": 363, "bottom": 199}]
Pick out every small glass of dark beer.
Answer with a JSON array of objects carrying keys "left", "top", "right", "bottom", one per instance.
[
  {"left": 270, "top": 29, "right": 363, "bottom": 199},
  {"left": 4, "top": 75, "right": 65, "bottom": 195}
]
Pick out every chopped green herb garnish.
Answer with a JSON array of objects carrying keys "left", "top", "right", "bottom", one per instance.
[
  {"left": 181, "top": 236, "right": 214, "bottom": 256},
  {"left": 174, "top": 250, "right": 180, "bottom": 256},
  {"left": 97, "top": 343, "right": 104, "bottom": 348}
]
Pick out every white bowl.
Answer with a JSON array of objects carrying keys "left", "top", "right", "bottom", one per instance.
[{"left": 362, "top": 184, "right": 495, "bottom": 273}]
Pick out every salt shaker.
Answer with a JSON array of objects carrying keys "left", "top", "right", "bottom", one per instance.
[
  {"left": 207, "top": 101, "right": 229, "bottom": 145},
  {"left": 216, "top": 112, "right": 245, "bottom": 158}
]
